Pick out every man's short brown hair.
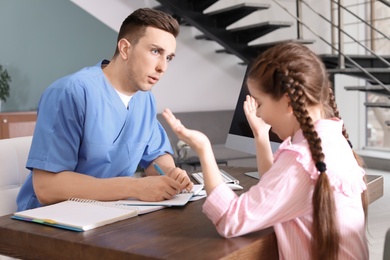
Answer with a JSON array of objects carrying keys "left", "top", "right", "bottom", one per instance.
[{"left": 114, "top": 8, "right": 180, "bottom": 56}]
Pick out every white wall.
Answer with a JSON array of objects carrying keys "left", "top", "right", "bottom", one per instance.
[
  {"left": 71, "top": 0, "right": 386, "bottom": 154},
  {"left": 71, "top": 0, "right": 246, "bottom": 113},
  {"left": 70, "top": 0, "right": 331, "bottom": 113}
]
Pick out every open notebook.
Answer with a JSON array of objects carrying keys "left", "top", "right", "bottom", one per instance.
[
  {"left": 12, "top": 184, "right": 204, "bottom": 232},
  {"left": 116, "top": 184, "right": 204, "bottom": 206},
  {"left": 12, "top": 199, "right": 138, "bottom": 232}
]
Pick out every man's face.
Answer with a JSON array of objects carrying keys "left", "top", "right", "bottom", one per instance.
[{"left": 125, "top": 27, "right": 176, "bottom": 92}]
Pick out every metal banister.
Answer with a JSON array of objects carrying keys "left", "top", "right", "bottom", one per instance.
[{"left": 271, "top": 0, "right": 389, "bottom": 93}]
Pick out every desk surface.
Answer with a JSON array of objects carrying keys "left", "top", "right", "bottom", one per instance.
[{"left": 0, "top": 167, "right": 383, "bottom": 260}]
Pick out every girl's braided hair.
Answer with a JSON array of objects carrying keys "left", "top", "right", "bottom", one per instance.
[{"left": 247, "top": 42, "right": 367, "bottom": 260}]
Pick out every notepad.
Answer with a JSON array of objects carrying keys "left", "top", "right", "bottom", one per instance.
[
  {"left": 117, "top": 184, "right": 204, "bottom": 206},
  {"left": 12, "top": 198, "right": 139, "bottom": 232}
]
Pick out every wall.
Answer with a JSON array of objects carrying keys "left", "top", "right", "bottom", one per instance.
[
  {"left": 71, "top": 0, "right": 332, "bottom": 113},
  {"left": 2, "top": 1, "right": 383, "bottom": 160},
  {"left": 1, "top": 0, "right": 332, "bottom": 114},
  {"left": 69, "top": 0, "right": 250, "bottom": 113},
  {"left": 0, "top": 0, "right": 117, "bottom": 112}
]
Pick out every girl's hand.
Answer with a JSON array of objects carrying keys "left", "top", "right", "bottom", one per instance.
[
  {"left": 162, "top": 108, "right": 211, "bottom": 154},
  {"left": 243, "top": 95, "right": 270, "bottom": 136}
]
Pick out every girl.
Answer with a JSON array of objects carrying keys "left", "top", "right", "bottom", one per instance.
[{"left": 162, "top": 42, "right": 368, "bottom": 259}]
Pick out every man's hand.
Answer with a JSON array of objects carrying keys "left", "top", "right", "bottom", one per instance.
[
  {"left": 135, "top": 175, "right": 182, "bottom": 201},
  {"left": 167, "top": 167, "right": 194, "bottom": 192}
]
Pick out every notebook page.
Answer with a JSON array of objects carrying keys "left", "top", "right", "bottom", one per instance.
[{"left": 13, "top": 200, "right": 138, "bottom": 231}]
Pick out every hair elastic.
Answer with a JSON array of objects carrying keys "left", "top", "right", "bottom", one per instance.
[
  {"left": 315, "top": 161, "right": 327, "bottom": 173},
  {"left": 347, "top": 140, "right": 353, "bottom": 148}
]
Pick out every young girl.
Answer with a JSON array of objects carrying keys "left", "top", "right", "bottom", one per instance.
[{"left": 162, "top": 42, "right": 368, "bottom": 260}]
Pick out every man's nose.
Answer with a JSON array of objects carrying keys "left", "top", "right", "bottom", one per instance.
[{"left": 156, "top": 57, "right": 168, "bottom": 73}]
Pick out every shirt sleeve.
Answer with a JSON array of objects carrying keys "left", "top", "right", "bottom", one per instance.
[
  {"left": 27, "top": 79, "right": 84, "bottom": 172},
  {"left": 202, "top": 150, "right": 314, "bottom": 238},
  {"left": 137, "top": 93, "right": 174, "bottom": 169}
]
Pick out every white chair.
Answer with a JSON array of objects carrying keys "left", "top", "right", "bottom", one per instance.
[
  {"left": 0, "top": 136, "right": 32, "bottom": 216},
  {"left": 0, "top": 136, "right": 32, "bottom": 260},
  {"left": 384, "top": 228, "right": 390, "bottom": 260}
]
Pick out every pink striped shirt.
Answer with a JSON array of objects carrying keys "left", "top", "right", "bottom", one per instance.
[{"left": 203, "top": 119, "right": 368, "bottom": 259}]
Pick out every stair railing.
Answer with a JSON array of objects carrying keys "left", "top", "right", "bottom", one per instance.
[
  {"left": 331, "top": 0, "right": 389, "bottom": 43},
  {"left": 329, "top": 0, "right": 390, "bottom": 64},
  {"left": 378, "top": 0, "right": 390, "bottom": 7},
  {"left": 271, "top": 0, "right": 390, "bottom": 93}
]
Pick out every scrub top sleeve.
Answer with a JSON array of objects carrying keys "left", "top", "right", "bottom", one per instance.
[
  {"left": 27, "top": 81, "right": 85, "bottom": 173},
  {"left": 139, "top": 120, "right": 174, "bottom": 169}
]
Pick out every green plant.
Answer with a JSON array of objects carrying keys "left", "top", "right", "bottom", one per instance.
[{"left": 0, "top": 64, "right": 11, "bottom": 102}]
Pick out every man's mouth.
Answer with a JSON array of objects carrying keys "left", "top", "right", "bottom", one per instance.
[{"left": 148, "top": 76, "right": 159, "bottom": 84}]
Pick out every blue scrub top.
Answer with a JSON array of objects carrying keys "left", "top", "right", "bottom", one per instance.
[{"left": 17, "top": 60, "right": 174, "bottom": 210}]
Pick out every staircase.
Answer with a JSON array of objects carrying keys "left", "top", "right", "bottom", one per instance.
[
  {"left": 156, "top": 0, "right": 390, "bottom": 141},
  {"left": 155, "top": 1, "right": 388, "bottom": 85},
  {"left": 155, "top": 0, "right": 315, "bottom": 64},
  {"left": 323, "top": 53, "right": 390, "bottom": 109}
]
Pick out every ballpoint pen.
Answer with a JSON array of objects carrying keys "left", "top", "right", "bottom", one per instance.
[{"left": 153, "top": 163, "right": 165, "bottom": 176}]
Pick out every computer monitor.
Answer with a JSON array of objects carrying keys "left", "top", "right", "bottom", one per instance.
[{"left": 225, "top": 64, "right": 282, "bottom": 179}]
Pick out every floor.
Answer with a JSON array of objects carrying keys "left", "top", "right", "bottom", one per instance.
[{"left": 367, "top": 168, "right": 390, "bottom": 260}]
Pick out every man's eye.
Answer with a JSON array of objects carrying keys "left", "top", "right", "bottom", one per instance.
[
  {"left": 166, "top": 55, "right": 173, "bottom": 62},
  {"left": 151, "top": 49, "right": 159, "bottom": 54}
]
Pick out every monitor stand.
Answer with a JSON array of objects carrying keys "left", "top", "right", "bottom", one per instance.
[{"left": 244, "top": 171, "right": 260, "bottom": 180}]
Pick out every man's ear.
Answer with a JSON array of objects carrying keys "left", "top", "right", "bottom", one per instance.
[{"left": 118, "top": 38, "right": 131, "bottom": 60}]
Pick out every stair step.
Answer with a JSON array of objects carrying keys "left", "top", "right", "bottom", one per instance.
[
  {"left": 195, "top": 21, "right": 294, "bottom": 43},
  {"left": 194, "top": 34, "right": 212, "bottom": 40},
  {"left": 206, "top": 3, "right": 270, "bottom": 28},
  {"left": 364, "top": 102, "right": 390, "bottom": 108},
  {"left": 250, "top": 38, "right": 315, "bottom": 53},
  {"left": 378, "top": 0, "right": 390, "bottom": 7},
  {"left": 320, "top": 54, "right": 390, "bottom": 69},
  {"left": 327, "top": 68, "right": 390, "bottom": 84},
  {"left": 344, "top": 86, "right": 390, "bottom": 95},
  {"left": 215, "top": 38, "right": 315, "bottom": 55},
  {"left": 185, "top": 0, "right": 219, "bottom": 12},
  {"left": 229, "top": 21, "right": 293, "bottom": 44}
]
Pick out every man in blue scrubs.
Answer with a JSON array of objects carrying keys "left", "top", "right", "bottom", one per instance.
[{"left": 17, "top": 8, "right": 193, "bottom": 210}]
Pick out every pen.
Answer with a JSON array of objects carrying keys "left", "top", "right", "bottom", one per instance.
[{"left": 153, "top": 163, "right": 165, "bottom": 176}]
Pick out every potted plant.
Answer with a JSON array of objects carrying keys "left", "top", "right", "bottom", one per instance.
[{"left": 0, "top": 64, "right": 11, "bottom": 112}]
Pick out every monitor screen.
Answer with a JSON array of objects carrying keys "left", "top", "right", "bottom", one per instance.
[{"left": 225, "top": 64, "right": 282, "bottom": 178}]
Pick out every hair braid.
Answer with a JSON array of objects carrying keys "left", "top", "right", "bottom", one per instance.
[
  {"left": 328, "top": 88, "right": 351, "bottom": 143},
  {"left": 279, "top": 69, "right": 339, "bottom": 260},
  {"left": 328, "top": 85, "right": 368, "bottom": 219}
]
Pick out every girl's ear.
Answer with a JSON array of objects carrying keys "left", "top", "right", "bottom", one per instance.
[{"left": 282, "top": 93, "right": 293, "bottom": 113}]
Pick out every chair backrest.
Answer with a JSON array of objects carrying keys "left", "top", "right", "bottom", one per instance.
[
  {"left": 0, "top": 136, "right": 32, "bottom": 216},
  {"left": 384, "top": 228, "right": 390, "bottom": 260}
]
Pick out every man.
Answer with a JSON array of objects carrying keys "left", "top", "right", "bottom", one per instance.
[{"left": 17, "top": 8, "right": 193, "bottom": 211}]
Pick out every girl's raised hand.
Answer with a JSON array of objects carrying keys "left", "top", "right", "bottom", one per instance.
[
  {"left": 162, "top": 108, "right": 211, "bottom": 154},
  {"left": 243, "top": 95, "right": 270, "bottom": 136}
]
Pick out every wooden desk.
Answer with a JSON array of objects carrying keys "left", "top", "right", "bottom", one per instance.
[{"left": 0, "top": 167, "right": 383, "bottom": 260}]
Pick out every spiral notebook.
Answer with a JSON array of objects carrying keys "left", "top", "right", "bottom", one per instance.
[
  {"left": 12, "top": 185, "right": 204, "bottom": 232},
  {"left": 12, "top": 198, "right": 139, "bottom": 232},
  {"left": 116, "top": 184, "right": 204, "bottom": 206}
]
